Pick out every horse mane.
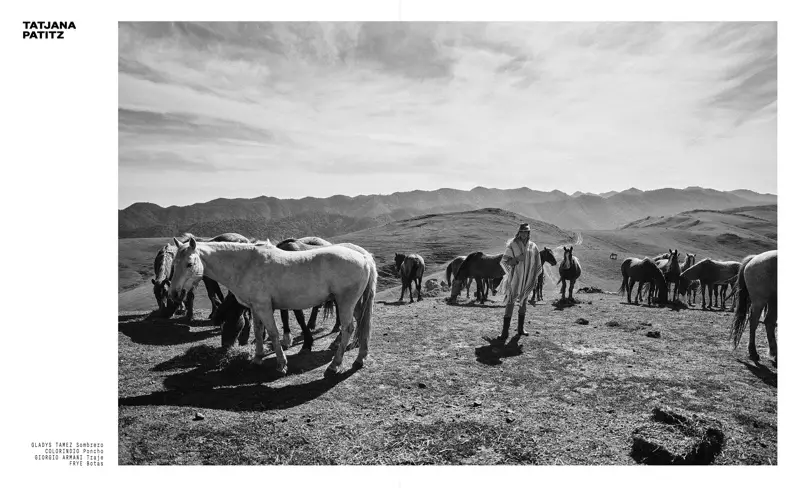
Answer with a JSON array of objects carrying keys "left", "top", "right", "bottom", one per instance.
[{"left": 153, "top": 244, "right": 176, "bottom": 283}]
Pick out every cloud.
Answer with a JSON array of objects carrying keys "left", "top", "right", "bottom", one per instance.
[{"left": 119, "top": 22, "right": 777, "bottom": 208}]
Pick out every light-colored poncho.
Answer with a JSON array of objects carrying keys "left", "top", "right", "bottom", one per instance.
[{"left": 498, "top": 237, "right": 542, "bottom": 305}]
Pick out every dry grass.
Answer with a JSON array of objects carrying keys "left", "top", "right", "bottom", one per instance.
[{"left": 119, "top": 291, "right": 776, "bottom": 465}]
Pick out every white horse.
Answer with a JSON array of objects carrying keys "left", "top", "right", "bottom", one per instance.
[
  {"left": 168, "top": 237, "right": 377, "bottom": 377},
  {"left": 730, "top": 250, "right": 777, "bottom": 364}
]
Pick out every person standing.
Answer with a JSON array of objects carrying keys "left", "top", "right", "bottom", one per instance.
[{"left": 497, "top": 223, "right": 542, "bottom": 341}]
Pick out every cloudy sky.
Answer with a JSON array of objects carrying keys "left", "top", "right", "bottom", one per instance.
[{"left": 119, "top": 22, "right": 777, "bottom": 209}]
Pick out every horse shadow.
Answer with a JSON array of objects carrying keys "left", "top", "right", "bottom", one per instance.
[
  {"left": 474, "top": 335, "right": 524, "bottom": 365},
  {"left": 446, "top": 299, "right": 505, "bottom": 309},
  {"left": 119, "top": 350, "right": 355, "bottom": 412},
  {"left": 377, "top": 300, "right": 423, "bottom": 306},
  {"left": 118, "top": 313, "right": 218, "bottom": 346},
  {"left": 737, "top": 359, "right": 777, "bottom": 388}
]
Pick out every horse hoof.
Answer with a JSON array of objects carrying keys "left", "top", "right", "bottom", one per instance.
[
  {"left": 251, "top": 356, "right": 264, "bottom": 365},
  {"left": 300, "top": 345, "right": 312, "bottom": 354},
  {"left": 353, "top": 359, "right": 364, "bottom": 370},
  {"left": 276, "top": 366, "right": 288, "bottom": 377},
  {"left": 324, "top": 366, "right": 339, "bottom": 378}
]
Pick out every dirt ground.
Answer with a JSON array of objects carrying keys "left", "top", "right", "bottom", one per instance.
[{"left": 118, "top": 291, "right": 776, "bottom": 465}]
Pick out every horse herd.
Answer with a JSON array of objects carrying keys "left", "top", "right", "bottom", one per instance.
[
  {"left": 148, "top": 233, "right": 778, "bottom": 375},
  {"left": 444, "top": 246, "right": 581, "bottom": 304}
]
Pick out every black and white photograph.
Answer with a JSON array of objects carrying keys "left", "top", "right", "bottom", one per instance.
[
  {"left": 4, "top": 1, "right": 796, "bottom": 483},
  {"left": 116, "top": 20, "right": 778, "bottom": 466}
]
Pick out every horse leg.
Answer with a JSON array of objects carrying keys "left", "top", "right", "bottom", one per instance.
[
  {"left": 700, "top": 283, "right": 707, "bottom": 309},
  {"left": 417, "top": 276, "right": 423, "bottom": 301},
  {"left": 277, "top": 309, "right": 292, "bottom": 349},
  {"left": 294, "top": 309, "right": 313, "bottom": 351},
  {"left": 765, "top": 296, "right": 777, "bottom": 364},
  {"left": 325, "top": 297, "right": 358, "bottom": 377},
  {"left": 307, "top": 306, "right": 319, "bottom": 331},
  {"left": 626, "top": 278, "right": 633, "bottom": 304},
  {"left": 185, "top": 289, "right": 195, "bottom": 322},
  {"left": 251, "top": 306, "right": 288, "bottom": 375},
  {"left": 537, "top": 275, "right": 543, "bottom": 301},
  {"left": 239, "top": 309, "right": 252, "bottom": 346},
  {"left": 202, "top": 277, "right": 224, "bottom": 320},
  {"left": 635, "top": 281, "right": 643, "bottom": 305},
  {"left": 747, "top": 301, "right": 765, "bottom": 363},
  {"left": 560, "top": 279, "right": 566, "bottom": 300},
  {"left": 332, "top": 301, "right": 342, "bottom": 332},
  {"left": 568, "top": 279, "right": 575, "bottom": 301}
]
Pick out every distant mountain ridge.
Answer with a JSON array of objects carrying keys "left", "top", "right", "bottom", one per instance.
[{"left": 119, "top": 186, "right": 776, "bottom": 237}]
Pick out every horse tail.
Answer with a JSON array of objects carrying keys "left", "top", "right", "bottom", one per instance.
[
  {"left": 446, "top": 261, "right": 453, "bottom": 287},
  {"left": 730, "top": 255, "right": 754, "bottom": 349},
  {"left": 618, "top": 259, "right": 630, "bottom": 294},
  {"left": 322, "top": 298, "right": 336, "bottom": 322},
  {"left": 355, "top": 253, "right": 378, "bottom": 349}
]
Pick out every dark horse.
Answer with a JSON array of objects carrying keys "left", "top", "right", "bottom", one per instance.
[
  {"left": 530, "top": 247, "right": 558, "bottom": 304},
  {"left": 618, "top": 257, "right": 668, "bottom": 306},
  {"left": 680, "top": 257, "right": 741, "bottom": 310},
  {"left": 395, "top": 253, "right": 426, "bottom": 303},
  {"left": 446, "top": 256, "right": 472, "bottom": 298},
  {"left": 216, "top": 291, "right": 254, "bottom": 348},
  {"left": 655, "top": 249, "right": 681, "bottom": 303},
  {"left": 557, "top": 246, "right": 582, "bottom": 301},
  {"left": 151, "top": 244, "right": 179, "bottom": 316},
  {"left": 449, "top": 251, "right": 505, "bottom": 304}
]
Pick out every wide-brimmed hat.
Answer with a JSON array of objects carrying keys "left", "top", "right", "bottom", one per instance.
[{"left": 518, "top": 223, "right": 531, "bottom": 233}]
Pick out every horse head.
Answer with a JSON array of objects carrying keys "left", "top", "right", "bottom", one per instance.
[
  {"left": 541, "top": 247, "right": 558, "bottom": 266},
  {"left": 218, "top": 292, "right": 249, "bottom": 348},
  {"left": 666, "top": 249, "right": 680, "bottom": 275},
  {"left": 151, "top": 277, "right": 171, "bottom": 311},
  {"left": 168, "top": 237, "right": 205, "bottom": 304},
  {"left": 394, "top": 253, "right": 406, "bottom": 274},
  {"left": 562, "top": 246, "right": 574, "bottom": 269}
]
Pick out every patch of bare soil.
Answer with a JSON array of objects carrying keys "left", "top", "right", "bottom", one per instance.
[{"left": 119, "top": 292, "right": 776, "bottom": 465}]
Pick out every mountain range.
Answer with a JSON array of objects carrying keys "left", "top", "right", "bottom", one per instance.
[{"left": 119, "top": 186, "right": 776, "bottom": 238}]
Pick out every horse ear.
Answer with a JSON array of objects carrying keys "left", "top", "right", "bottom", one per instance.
[
  {"left": 189, "top": 237, "right": 197, "bottom": 250},
  {"left": 173, "top": 237, "right": 181, "bottom": 247},
  {"left": 151, "top": 278, "right": 156, "bottom": 285}
]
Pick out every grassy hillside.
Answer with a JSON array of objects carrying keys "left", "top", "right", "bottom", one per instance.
[
  {"left": 119, "top": 237, "right": 171, "bottom": 292},
  {"left": 119, "top": 208, "right": 576, "bottom": 312},
  {"left": 330, "top": 208, "right": 577, "bottom": 292},
  {"left": 582, "top": 205, "right": 777, "bottom": 290}
]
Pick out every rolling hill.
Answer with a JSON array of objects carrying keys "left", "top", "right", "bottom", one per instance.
[
  {"left": 579, "top": 205, "right": 777, "bottom": 291},
  {"left": 119, "top": 186, "right": 776, "bottom": 238},
  {"left": 119, "top": 204, "right": 777, "bottom": 312},
  {"left": 118, "top": 208, "right": 577, "bottom": 311}
]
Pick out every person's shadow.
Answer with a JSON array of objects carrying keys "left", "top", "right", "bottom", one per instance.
[{"left": 474, "top": 335, "right": 524, "bottom": 365}]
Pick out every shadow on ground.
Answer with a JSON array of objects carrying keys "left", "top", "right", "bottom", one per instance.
[
  {"left": 119, "top": 313, "right": 218, "bottom": 346},
  {"left": 474, "top": 335, "right": 524, "bottom": 365},
  {"left": 738, "top": 359, "right": 777, "bottom": 388}
]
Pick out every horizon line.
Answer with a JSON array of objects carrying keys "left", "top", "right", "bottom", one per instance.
[{"left": 119, "top": 184, "right": 777, "bottom": 211}]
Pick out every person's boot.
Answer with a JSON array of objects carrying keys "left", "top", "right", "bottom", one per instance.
[
  {"left": 499, "top": 316, "right": 511, "bottom": 341},
  {"left": 518, "top": 313, "right": 529, "bottom": 336}
]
